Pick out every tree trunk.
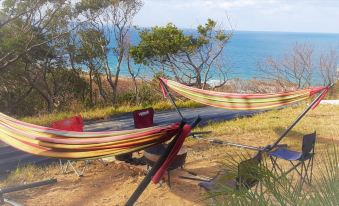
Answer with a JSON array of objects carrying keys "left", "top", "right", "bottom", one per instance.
[
  {"left": 88, "top": 65, "right": 94, "bottom": 106},
  {"left": 94, "top": 72, "right": 107, "bottom": 102},
  {"left": 132, "top": 76, "right": 139, "bottom": 104}
]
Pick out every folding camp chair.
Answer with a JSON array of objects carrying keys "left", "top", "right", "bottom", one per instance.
[
  {"left": 268, "top": 132, "right": 316, "bottom": 187},
  {"left": 51, "top": 116, "right": 106, "bottom": 177},
  {"left": 133, "top": 107, "right": 155, "bottom": 128},
  {"left": 199, "top": 152, "right": 262, "bottom": 191}
]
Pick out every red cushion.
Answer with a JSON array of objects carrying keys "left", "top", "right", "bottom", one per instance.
[
  {"left": 51, "top": 116, "right": 83, "bottom": 132},
  {"left": 133, "top": 108, "right": 154, "bottom": 129}
]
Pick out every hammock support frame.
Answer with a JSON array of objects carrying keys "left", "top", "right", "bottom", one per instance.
[
  {"left": 159, "top": 79, "right": 333, "bottom": 151},
  {"left": 125, "top": 116, "right": 201, "bottom": 206},
  {"left": 1, "top": 179, "right": 57, "bottom": 205},
  {"left": 266, "top": 83, "right": 333, "bottom": 151}
]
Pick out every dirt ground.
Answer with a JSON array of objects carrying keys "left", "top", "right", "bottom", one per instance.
[
  {"left": 1, "top": 140, "right": 231, "bottom": 206},
  {"left": 1, "top": 131, "right": 337, "bottom": 206}
]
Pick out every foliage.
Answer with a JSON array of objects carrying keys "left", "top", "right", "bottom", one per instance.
[
  {"left": 205, "top": 145, "right": 339, "bottom": 205},
  {"left": 0, "top": 0, "right": 145, "bottom": 115},
  {"left": 130, "top": 19, "right": 232, "bottom": 88},
  {"left": 259, "top": 43, "right": 338, "bottom": 89}
]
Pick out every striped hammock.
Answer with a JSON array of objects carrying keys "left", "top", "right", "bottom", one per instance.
[
  {"left": 160, "top": 78, "right": 328, "bottom": 110},
  {"left": 0, "top": 112, "right": 182, "bottom": 160}
]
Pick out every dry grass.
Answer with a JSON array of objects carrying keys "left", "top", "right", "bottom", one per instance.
[
  {"left": 21, "top": 100, "right": 202, "bottom": 126},
  {"left": 193, "top": 104, "right": 339, "bottom": 149},
  {"left": 1, "top": 164, "right": 59, "bottom": 187}
]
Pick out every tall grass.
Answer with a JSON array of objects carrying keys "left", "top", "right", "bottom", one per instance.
[{"left": 205, "top": 145, "right": 339, "bottom": 205}]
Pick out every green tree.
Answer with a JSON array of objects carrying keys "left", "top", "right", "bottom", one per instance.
[
  {"left": 77, "top": 0, "right": 143, "bottom": 105},
  {"left": 0, "top": 0, "right": 90, "bottom": 114},
  {"left": 130, "top": 19, "right": 232, "bottom": 89},
  {"left": 75, "top": 28, "right": 108, "bottom": 106}
]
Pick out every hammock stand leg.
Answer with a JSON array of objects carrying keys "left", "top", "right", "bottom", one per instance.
[
  {"left": 2, "top": 197, "right": 23, "bottom": 206},
  {"left": 125, "top": 117, "right": 201, "bottom": 206},
  {"left": 1, "top": 179, "right": 57, "bottom": 206},
  {"left": 267, "top": 84, "right": 333, "bottom": 151}
]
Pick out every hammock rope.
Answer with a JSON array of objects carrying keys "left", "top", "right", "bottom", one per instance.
[
  {"left": 0, "top": 112, "right": 184, "bottom": 160},
  {"left": 160, "top": 78, "right": 328, "bottom": 110}
]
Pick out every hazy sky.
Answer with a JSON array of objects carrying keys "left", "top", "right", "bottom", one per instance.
[{"left": 134, "top": 0, "right": 339, "bottom": 33}]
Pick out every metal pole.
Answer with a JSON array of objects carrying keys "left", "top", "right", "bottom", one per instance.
[
  {"left": 125, "top": 117, "right": 201, "bottom": 206},
  {"left": 268, "top": 84, "right": 333, "bottom": 150},
  {"left": 0, "top": 178, "right": 57, "bottom": 194},
  {"left": 191, "top": 135, "right": 260, "bottom": 150},
  {"left": 159, "top": 78, "right": 184, "bottom": 120},
  {"left": 3, "top": 198, "right": 23, "bottom": 206}
]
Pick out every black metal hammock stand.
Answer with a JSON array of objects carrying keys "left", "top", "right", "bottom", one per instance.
[
  {"left": 0, "top": 179, "right": 57, "bottom": 206},
  {"left": 125, "top": 80, "right": 333, "bottom": 205}
]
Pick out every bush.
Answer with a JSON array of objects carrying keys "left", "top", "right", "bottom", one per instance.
[{"left": 205, "top": 145, "right": 339, "bottom": 205}]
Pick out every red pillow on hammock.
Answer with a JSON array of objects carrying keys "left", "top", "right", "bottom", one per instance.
[{"left": 51, "top": 116, "right": 83, "bottom": 132}]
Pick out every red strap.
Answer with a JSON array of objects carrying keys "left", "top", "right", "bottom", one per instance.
[
  {"left": 311, "top": 86, "right": 330, "bottom": 110},
  {"left": 160, "top": 81, "right": 168, "bottom": 97},
  {"left": 151, "top": 124, "right": 192, "bottom": 184}
]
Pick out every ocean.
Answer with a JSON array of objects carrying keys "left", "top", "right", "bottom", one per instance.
[{"left": 108, "top": 30, "right": 339, "bottom": 82}]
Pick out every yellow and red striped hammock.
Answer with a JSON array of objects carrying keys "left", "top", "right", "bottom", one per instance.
[
  {"left": 0, "top": 112, "right": 182, "bottom": 160},
  {"left": 160, "top": 78, "right": 328, "bottom": 110}
]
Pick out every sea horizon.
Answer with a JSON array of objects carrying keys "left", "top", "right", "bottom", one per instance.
[{"left": 106, "top": 29, "right": 339, "bottom": 84}]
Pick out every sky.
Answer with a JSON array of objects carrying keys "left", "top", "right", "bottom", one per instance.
[{"left": 134, "top": 0, "right": 339, "bottom": 33}]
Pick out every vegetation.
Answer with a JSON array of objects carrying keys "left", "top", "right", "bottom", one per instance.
[
  {"left": 192, "top": 104, "right": 339, "bottom": 205},
  {"left": 0, "top": 0, "right": 234, "bottom": 117},
  {"left": 130, "top": 19, "right": 232, "bottom": 89},
  {"left": 206, "top": 145, "right": 339, "bottom": 205},
  {"left": 0, "top": 0, "right": 147, "bottom": 116},
  {"left": 259, "top": 43, "right": 338, "bottom": 89}
]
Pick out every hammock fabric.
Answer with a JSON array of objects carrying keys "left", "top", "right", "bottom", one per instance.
[
  {"left": 0, "top": 112, "right": 185, "bottom": 160},
  {"left": 160, "top": 78, "right": 328, "bottom": 110}
]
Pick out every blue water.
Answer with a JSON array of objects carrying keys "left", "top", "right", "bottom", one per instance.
[
  {"left": 108, "top": 30, "right": 339, "bottom": 81},
  {"left": 224, "top": 31, "right": 339, "bottom": 79}
]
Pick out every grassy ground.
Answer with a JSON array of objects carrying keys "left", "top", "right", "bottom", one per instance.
[
  {"left": 193, "top": 104, "right": 339, "bottom": 147},
  {"left": 1, "top": 104, "right": 338, "bottom": 205},
  {"left": 21, "top": 100, "right": 202, "bottom": 126}
]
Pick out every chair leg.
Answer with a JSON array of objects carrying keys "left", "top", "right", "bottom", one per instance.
[
  {"left": 59, "top": 159, "right": 66, "bottom": 173},
  {"left": 274, "top": 160, "right": 285, "bottom": 175},
  {"left": 97, "top": 159, "right": 108, "bottom": 166},
  {"left": 270, "top": 156, "right": 279, "bottom": 174},
  {"left": 302, "top": 158, "right": 313, "bottom": 185},
  {"left": 309, "top": 156, "right": 314, "bottom": 184},
  {"left": 299, "top": 161, "right": 304, "bottom": 189},
  {"left": 59, "top": 160, "right": 89, "bottom": 177},
  {"left": 281, "top": 161, "right": 302, "bottom": 176},
  {"left": 290, "top": 161, "right": 303, "bottom": 177},
  {"left": 68, "top": 161, "right": 82, "bottom": 177}
]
